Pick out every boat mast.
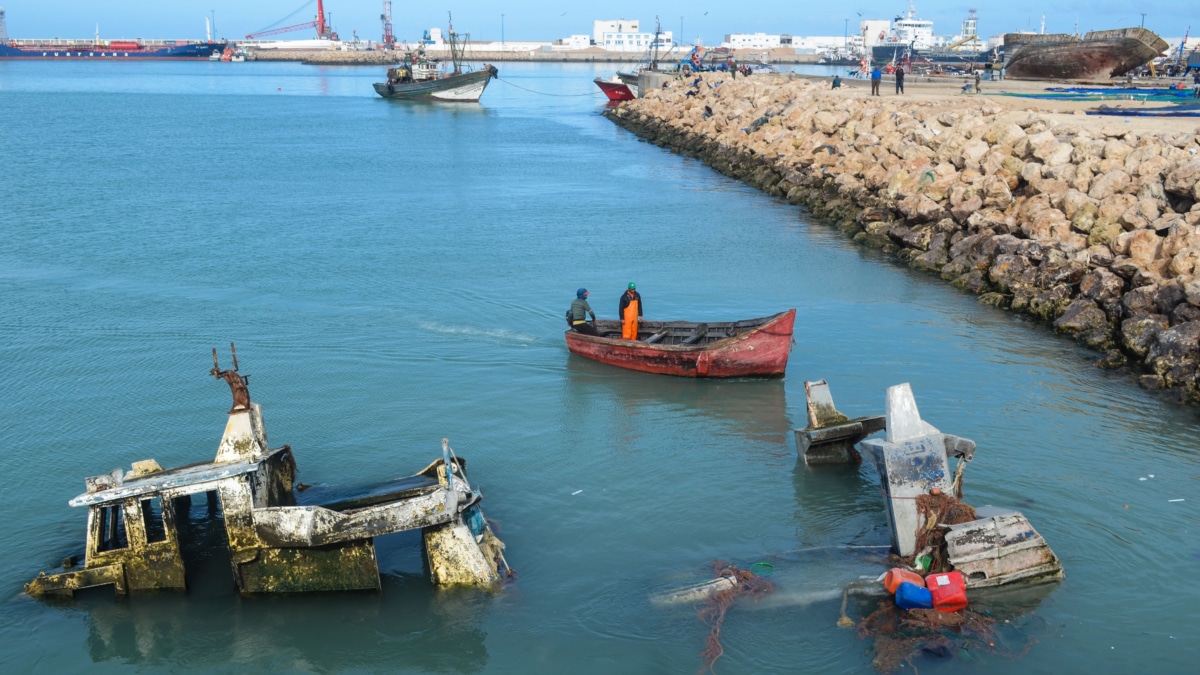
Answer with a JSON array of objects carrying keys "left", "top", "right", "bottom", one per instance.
[
  {"left": 447, "top": 11, "right": 464, "bottom": 74},
  {"left": 651, "top": 16, "right": 661, "bottom": 70}
]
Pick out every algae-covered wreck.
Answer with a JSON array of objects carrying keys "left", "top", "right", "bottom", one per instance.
[{"left": 26, "top": 346, "right": 509, "bottom": 597}]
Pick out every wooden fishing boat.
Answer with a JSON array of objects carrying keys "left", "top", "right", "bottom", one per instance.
[{"left": 564, "top": 309, "right": 795, "bottom": 378}]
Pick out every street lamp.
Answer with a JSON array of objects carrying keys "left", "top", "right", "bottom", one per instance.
[
  {"left": 681, "top": 16, "right": 684, "bottom": 47},
  {"left": 1140, "top": 13, "right": 1146, "bottom": 28},
  {"left": 501, "top": 14, "right": 505, "bottom": 45},
  {"left": 844, "top": 18, "right": 848, "bottom": 51}
]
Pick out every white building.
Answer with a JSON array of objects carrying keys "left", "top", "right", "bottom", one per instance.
[
  {"left": 553, "top": 34, "right": 591, "bottom": 50},
  {"left": 721, "top": 33, "right": 794, "bottom": 50},
  {"left": 786, "top": 36, "right": 850, "bottom": 51},
  {"left": 593, "top": 19, "right": 639, "bottom": 44},
  {"left": 599, "top": 29, "right": 673, "bottom": 52}
]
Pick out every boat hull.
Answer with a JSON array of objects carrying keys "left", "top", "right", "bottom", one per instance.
[
  {"left": 871, "top": 44, "right": 995, "bottom": 64},
  {"left": 594, "top": 77, "right": 635, "bottom": 101},
  {"left": 565, "top": 310, "right": 795, "bottom": 378},
  {"left": 0, "top": 42, "right": 226, "bottom": 60},
  {"left": 373, "top": 66, "right": 497, "bottom": 101},
  {"left": 1004, "top": 28, "right": 1169, "bottom": 80}
]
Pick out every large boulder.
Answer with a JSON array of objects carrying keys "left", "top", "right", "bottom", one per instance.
[
  {"left": 1146, "top": 320, "right": 1200, "bottom": 390},
  {"left": 1121, "top": 314, "right": 1170, "bottom": 358},
  {"left": 1089, "top": 170, "right": 1132, "bottom": 200},
  {"left": 1054, "top": 298, "right": 1113, "bottom": 349},
  {"left": 1164, "top": 158, "right": 1200, "bottom": 200}
]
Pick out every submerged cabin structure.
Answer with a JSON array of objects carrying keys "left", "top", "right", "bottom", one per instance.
[
  {"left": 795, "top": 380, "right": 1063, "bottom": 589},
  {"left": 26, "top": 346, "right": 509, "bottom": 597}
]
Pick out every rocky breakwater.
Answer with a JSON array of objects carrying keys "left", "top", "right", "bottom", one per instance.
[{"left": 605, "top": 75, "right": 1200, "bottom": 403}]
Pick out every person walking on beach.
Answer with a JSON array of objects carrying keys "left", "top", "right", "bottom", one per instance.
[
  {"left": 895, "top": 66, "right": 905, "bottom": 94},
  {"left": 974, "top": 71, "right": 982, "bottom": 94},
  {"left": 567, "top": 288, "right": 598, "bottom": 336},
  {"left": 619, "top": 283, "right": 643, "bottom": 340},
  {"left": 870, "top": 66, "right": 882, "bottom": 96},
  {"left": 1193, "top": 69, "right": 1200, "bottom": 98}
]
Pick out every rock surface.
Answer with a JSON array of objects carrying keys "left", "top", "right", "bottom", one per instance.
[{"left": 606, "top": 73, "right": 1200, "bottom": 403}]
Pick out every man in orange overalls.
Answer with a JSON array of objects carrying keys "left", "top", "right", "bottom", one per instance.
[{"left": 619, "top": 282, "right": 643, "bottom": 340}]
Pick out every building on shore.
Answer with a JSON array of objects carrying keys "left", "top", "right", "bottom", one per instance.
[{"left": 722, "top": 33, "right": 794, "bottom": 50}]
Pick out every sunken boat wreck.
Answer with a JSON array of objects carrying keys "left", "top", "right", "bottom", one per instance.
[{"left": 25, "top": 346, "right": 509, "bottom": 598}]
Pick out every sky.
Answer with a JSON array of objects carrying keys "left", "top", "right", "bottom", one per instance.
[{"left": 1, "top": 1, "right": 1195, "bottom": 45}]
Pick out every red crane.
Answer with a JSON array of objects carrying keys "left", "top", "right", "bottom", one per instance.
[
  {"left": 245, "top": 0, "right": 335, "bottom": 40},
  {"left": 381, "top": 1, "right": 396, "bottom": 48}
]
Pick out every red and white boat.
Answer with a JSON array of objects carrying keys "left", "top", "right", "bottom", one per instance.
[
  {"left": 594, "top": 75, "right": 636, "bottom": 101},
  {"left": 565, "top": 310, "right": 795, "bottom": 378}
]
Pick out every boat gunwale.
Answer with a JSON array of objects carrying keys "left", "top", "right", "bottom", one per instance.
[{"left": 564, "top": 309, "right": 794, "bottom": 353}]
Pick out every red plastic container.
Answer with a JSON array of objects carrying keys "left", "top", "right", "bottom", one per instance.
[
  {"left": 925, "top": 571, "right": 968, "bottom": 612},
  {"left": 883, "top": 568, "right": 925, "bottom": 594}
]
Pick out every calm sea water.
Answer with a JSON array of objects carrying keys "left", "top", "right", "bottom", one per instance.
[{"left": 0, "top": 60, "right": 1197, "bottom": 674}]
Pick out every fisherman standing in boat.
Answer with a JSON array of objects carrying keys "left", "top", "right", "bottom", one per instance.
[
  {"left": 619, "top": 283, "right": 643, "bottom": 340},
  {"left": 568, "top": 288, "right": 599, "bottom": 336}
]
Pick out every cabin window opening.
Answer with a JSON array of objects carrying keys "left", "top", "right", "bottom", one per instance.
[
  {"left": 97, "top": 504, "right": 128, "bottom": 552},
  {"left": 142, "top": 496, "right": 167, "bottom": 543}
]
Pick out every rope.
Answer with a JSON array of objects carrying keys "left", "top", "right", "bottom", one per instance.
[{"left": 495, "top": 76, "right": 601, "bottom": 97}]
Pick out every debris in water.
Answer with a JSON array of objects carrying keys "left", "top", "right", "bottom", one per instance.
[{"left": 698, "top": 561, "right": 773, "bottom": 673}]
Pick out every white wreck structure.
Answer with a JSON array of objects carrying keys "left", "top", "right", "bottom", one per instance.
[{"left": 26, "top": 346, "right": 509, "bottom": 597}]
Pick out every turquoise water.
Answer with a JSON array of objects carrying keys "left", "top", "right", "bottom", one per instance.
[{"left": 1, "top": 60, "right": 1197, "bottom": 673}]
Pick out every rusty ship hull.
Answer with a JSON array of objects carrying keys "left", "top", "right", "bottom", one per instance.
[{"left": 1003, "top": 28, "right": 1168, "bottom": 80}]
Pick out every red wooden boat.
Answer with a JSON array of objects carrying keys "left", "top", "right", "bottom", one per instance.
[
  {"left": 564, "top": 310, "right": 795, "bottom": 378},
  {"left": 594, "top": 76, "right": 636, "bottom": 101}
]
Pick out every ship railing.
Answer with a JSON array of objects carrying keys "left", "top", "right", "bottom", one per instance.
[{"left": 8, "top": 38, "right": 204, "bottom": 48}]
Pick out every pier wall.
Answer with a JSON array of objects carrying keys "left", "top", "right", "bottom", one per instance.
[
  {"left": 244, "top": 48, "right": 821, "bottom": 66},
  {"left": 606, "top": 74, "right": 1200, "bottom": 403}
]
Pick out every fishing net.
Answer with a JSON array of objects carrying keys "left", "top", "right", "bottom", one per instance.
[
  {"left": 856, "top": 600, "right": 1010, "bottom": 673},
  {"left": 697, "top": 561, "right": 774, "bottom": 673},
  {"left": 887, "top": 492, "right": 977, "bottom": 575}
]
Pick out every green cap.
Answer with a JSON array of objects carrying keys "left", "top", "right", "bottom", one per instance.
[{"left": 628, "top": 282, "right": 636, "bottom": 290}]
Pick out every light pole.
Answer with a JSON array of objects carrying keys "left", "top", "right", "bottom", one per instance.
[
  {"left": 844, "top": 18, "right": 848, "bottom": 51},
  {"left": 501, "top": 14, "right": 505, "bottom": 45},
  {"left": 1140, "top": 13, "right": 1146, "bottom": 28},
  {"left": 680, "top": 16, "right": 684, "bottom": 47}
]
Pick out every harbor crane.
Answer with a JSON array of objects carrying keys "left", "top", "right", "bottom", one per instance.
[
  {"left": 245, "top": 0, "right": 337, "bottom": 40},
  {"left": 381, "top": 1, "right": 396, "bottom": 48}
]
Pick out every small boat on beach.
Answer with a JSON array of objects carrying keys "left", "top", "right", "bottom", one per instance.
[{"left": 565, "top": 309, "right": 795, "bottom": 378}]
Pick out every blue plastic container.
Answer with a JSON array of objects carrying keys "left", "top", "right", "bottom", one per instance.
[{"left": 894, "top": 581, "right": 934, "bottom": 610}]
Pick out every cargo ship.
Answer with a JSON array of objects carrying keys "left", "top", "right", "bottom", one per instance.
[
  {"left": 0, "top": 9, "right": 226, "bottom": 60},
  {"left": 1003, "top": 27, "right": 1169, "bottom": 80},
  {"left": 870, "top": 5, "right": 997, "bottom": 65}
]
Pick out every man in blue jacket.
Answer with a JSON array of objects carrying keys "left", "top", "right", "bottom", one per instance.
[{"left": 870, "top": 66, "right": 882, "bottom": 96}]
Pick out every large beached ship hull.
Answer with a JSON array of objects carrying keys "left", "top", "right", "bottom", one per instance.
[
  {"left": 0, "top": 42, "right": 226, "bottom": 60},
  {"left": 1003, "top": 28, "right": 1169, "bottom": 80}
]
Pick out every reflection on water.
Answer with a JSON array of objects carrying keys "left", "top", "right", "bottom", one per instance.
[
  {"left": 81, "top": 578, "right": 490, "bottom": 671},
  {"left": 792, "top": 459, "right": 892, "bottom": 548},
  {"left": 564, "top": 354, "right": 793, "bottom": 444}
]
